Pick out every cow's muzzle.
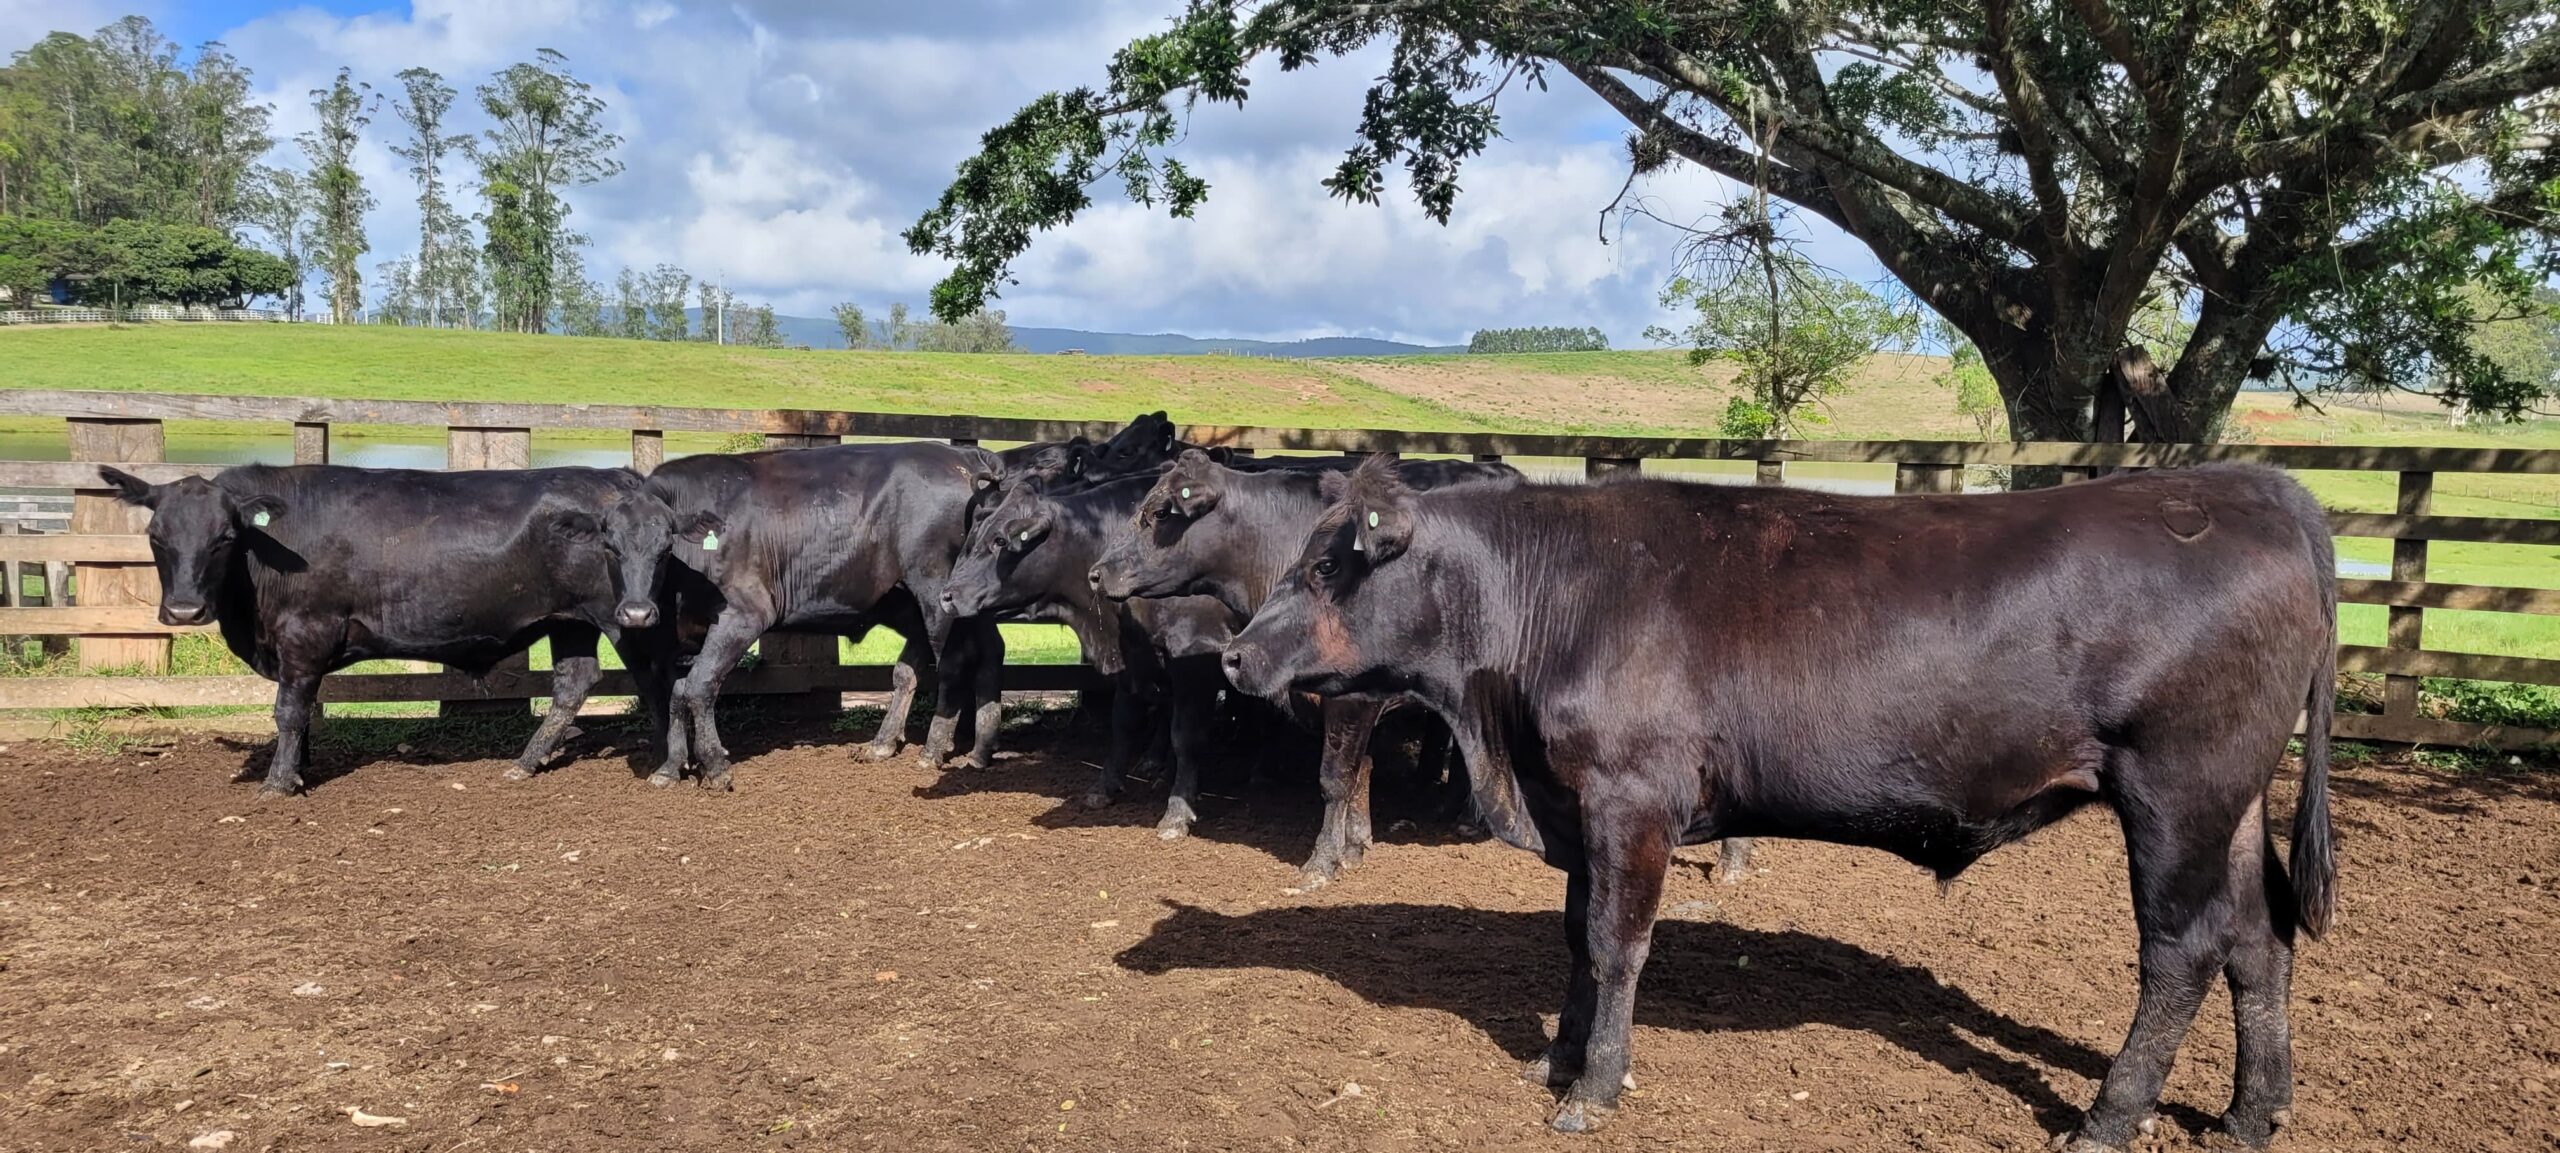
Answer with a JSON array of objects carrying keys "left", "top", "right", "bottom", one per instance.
[
  {"left": 615, "top": 602, "right": 660, "bottom": 630},
  {"left": 159, "top": 599, "right": 212, "bottom": 627}
]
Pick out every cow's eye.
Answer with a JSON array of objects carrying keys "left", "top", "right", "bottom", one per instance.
[{"left": 1313, "top": 556, "right": 1339, "bottom": 578}]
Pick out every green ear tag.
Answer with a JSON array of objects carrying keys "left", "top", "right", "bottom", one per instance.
[
  {"left": 1180, "top": 487, "right": 1192, "bottom": 499},
  {"left": 701, "top": 530, "right": 720, "bottom": 552},
  {"left": 251, "top": 510, "right": 271, "bottom": 528},
  {"left": 1366, "top": 511, "right": 1380, "bottom": 528}
]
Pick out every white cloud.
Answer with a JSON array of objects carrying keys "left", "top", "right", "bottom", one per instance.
[{"left": 168, "top": 0, "right": 1882, "bottom": 345}]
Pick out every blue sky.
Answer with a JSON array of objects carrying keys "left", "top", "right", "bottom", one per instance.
[{"left": 2, "top": 1, "right": 1889, "bottom": 344}]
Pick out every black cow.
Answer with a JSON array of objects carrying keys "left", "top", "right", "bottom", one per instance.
[
  {"left": 98, "top": 464, "right": 687, "bottom": 796},
  {"left": 1222, "top": 458, "right": 2338, "bottom": 1149},
  {"left": 1090, "top": 450, "right": 1528, "bottom": 884},
  {"left": 640, "top": 440, "right": 1007, "bottom": 788},
  {"left": 943, "top": 475, "right": 1237, "bottom": 836}
]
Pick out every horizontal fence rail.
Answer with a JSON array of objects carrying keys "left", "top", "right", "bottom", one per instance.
[{"left": 0, "top": 389, "right": 2555, "bottom": 752}]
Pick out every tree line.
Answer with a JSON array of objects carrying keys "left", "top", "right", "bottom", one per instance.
[
  {"left": 0, "top": 16, "right": 814, "bottom": 343},
  {"left": 831, "top": 301, "right": 1016, "bottom": 352},
  {"left": 1467, "top": 326, "right": 1608, "bottom": 354}
]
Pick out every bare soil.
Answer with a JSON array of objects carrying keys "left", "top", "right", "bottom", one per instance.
[{"left": 1, "top": 719, "right": 2554, "bottom": 1153}]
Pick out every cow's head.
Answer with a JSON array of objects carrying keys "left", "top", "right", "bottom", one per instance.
[
  {"left": 1091, "top": 449, "right": 1236, "bottom": 601},
  {"left": 101, "top": 466, "right": 283, "bottom": 627},
  {"left": 1094, "top": 411, "right": 1180, "bottom": 476},
  {"left": 945, "top": 482, "right": 1127, "bottom": 674},
  {"left": 1223, "top": 454, "right": 1437, "bottom": 702},
  {"left": 562, "top": 483, "right": 713, "bottom": 631}
]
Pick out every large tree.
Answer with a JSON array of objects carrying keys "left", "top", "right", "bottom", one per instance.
[
  {"left": 475, "top": 49, "right": 620, "bottom": 334},
  {"left": 299, "top": 67, "right": 374, "bottom": 325},
  {"left": 909, "top": 0, "right": 2560, "bottom": 442},
  {"left": 0, "top": 17, "right": 272, "bottom": 229},
  {"left": 241, "top": 164, "right": 310, "bottom": 320},
  {"left": 390, "top": 67, "right": 478, "bottom": 327}
]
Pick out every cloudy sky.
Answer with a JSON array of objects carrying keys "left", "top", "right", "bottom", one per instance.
[{"left": 1, "top": 0, "right": 1887, "bottom": 345}]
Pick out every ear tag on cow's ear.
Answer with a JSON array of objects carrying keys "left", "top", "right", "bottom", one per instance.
[
  {"left": 1180, "top": 487, "right": 1192, "bottom": 499},
  {"left": 251, "top": 510, "right": 272, "bottom": 528},
  {"left": 1366, "top": 511, "right": 1380, "bottom": 528},
  {"left": 1352, "top": 536, "right": 1365, "bottom": 553},
  {"left": 1018, "top": 530, "right": 1030, "bottom": 542},
  {"left": 701, "top": 530, "right": 721, "bottom": 552}
]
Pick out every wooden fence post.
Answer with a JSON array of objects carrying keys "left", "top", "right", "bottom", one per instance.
[
  {"left": 293, "top": 421, "right": 329, "bottom": 464},
  {"left": 631, "top": 429, "right": 663, "bottom": 475},
  {"left": 442, "top": 426, "right": 533, "bottom": 717},
  {"left": 761, "top": 433, "right": 843, "bottom": 717},
  {"left": 1757, "top": 459, "right": 1785, "bottom": 485},
  {"left": 1894, "top": 462, "right": 1961, "bottom": 493},
  {"left": 2385, "top": 470, "right": 2433, "bottom": 726},
  {"left": 1585, "top": 456, "right": 1639, "bottom": 480},
  {"left": 70, "top": 417, "right": 167, "bottom": 673}
]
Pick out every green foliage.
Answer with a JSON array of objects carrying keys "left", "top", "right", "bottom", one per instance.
[
  {"left": 741, "top": 303, "right": 782, "bottom": 349},
  {"left": 299, "top": 67, "right": 374, "bottom": 324},
  {"left": 239, "top": 165, "right": 309, "bottom": 319},
  {"left": 909, "top": 307, "right": 1017, "bottom": 353},
  {"left": 2422, "top": 677, "right": 2560, "bottom": 730},
  {"left": 476, "top": 49, "right": 620, "bottom": 334},
  {"left": 833, "top": 302, "right": 869, "bottom": 349},
  {"left": 0, "top": 214, "right": 290, "bottom": 307},
  {"left": 1651, "top": 254, "right": 1918, "bottom": 438},
  {"left": 644, "top": 263, "right": 689, "bottom": 341},
  {"left": 1715, "top": 395, "right": 1779, "bottom": 438},
  {"left": 914, "top": 0, "right": 2560, "bottom": 442},
  {"left": 388, "top": 67, "right": 479, "bottom": 328},
  {"left": 1468, "top": 326, "right": 1607, "bottom": 353},
  {"left": 0, "top": 17, "right": 272, "bottom": 230},
  {"left": 1934, "top": 320, "right": 2007, "bottom": 441}
]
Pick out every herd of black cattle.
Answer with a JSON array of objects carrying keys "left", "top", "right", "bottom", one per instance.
[{"left": 96, "top": 412, "right": 2343, "bottom": 1150}]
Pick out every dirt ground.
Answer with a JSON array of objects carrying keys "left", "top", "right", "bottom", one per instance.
[{"left": 1, "top": 716, "right": 2554, "bottom": 1153}]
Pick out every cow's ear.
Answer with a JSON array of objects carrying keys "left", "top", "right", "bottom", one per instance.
[
  {"left": 98, "top": 466, "right": 157, "bottom": 507},
  {"left": 1318, "top": 469, "right": 1352, "bottom": 502},
  {"left": 970, "top": 464, "right": 1002, "bottom": 492},
  {"left": 1355, "top": 500, "right": 1413, "bottom": 563},
  {"left": 235, "top": 494, "right": 287, "bottom": 530},
  {"left": 1170, "top": 470, "right": 1221, "bottom": 518},
  {"left": 1003, "top": 509, "right": 1054, "bottom": 553},
  {"left": 677, "top": 511, "right": 725, "bottom": 544},
  {"left": 550, "top": 510, "right": 601, "bottom": 542}
]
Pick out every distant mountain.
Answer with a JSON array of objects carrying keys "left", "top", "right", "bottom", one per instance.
[{"left": 680, "top": 308, "right": 1461, "bottom": 356}]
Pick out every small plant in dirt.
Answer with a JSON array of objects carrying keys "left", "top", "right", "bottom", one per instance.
[{"left": 2420, "top": 677, "right": 2560, "bottom": 729}]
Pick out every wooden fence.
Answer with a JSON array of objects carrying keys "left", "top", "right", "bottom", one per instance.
[
  {"left": 0, "top": 306, "right": 290, "bottom": 325},
  {"left": 1, "top": 388, "right": 2555, "bottom": 750}
]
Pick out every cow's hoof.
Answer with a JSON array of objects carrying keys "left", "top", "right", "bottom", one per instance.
[
  {"left": 1156, "top": 816, "right": 1192, "bottom": 841},
  {"left": 2221, "top": 1106, "right": 2286, "bottom": 1148},
  {"left": 256, "top": 782, "right": 300, "bottom": 800},
  {"left": 699, "top": 770, "right": 734, "bottom": 793},
  {"left": 502, "top": 765, "right": 534, "bottom": 782},
  {"left": 854, "top": 741, "right": 900, "bottom": 763},
  {"left": 1079, "top": 790, "right": 1118, "bottom": 810},
  {"left": 1548, "top": 1098, "right": 1615, "bottom": 1134},
  {"left": 1522, "top": 1055, "right": 1572, "bottom": 1087},
  {"left": 2048, "top": 1134, "right": 2127, "bottom": 1153},
  {"left": 1453, "top": 819, "right": 1487, "bottom": 839},
  {"left": 647, "top": 768, "right": 680, "bottom": 788}
]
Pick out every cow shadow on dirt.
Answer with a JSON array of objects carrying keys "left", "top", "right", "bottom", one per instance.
[
  {"left": 200, "top": 706, "right": 808, "bottom": 793},
  {"left": 2322, "top": 755, "right": 2560, "bottom": 826},
  {"left": 914, "top": 721, "right": 1486, "bottom": 871},
  {"left": 1118, "top": 900, "right": 2179, "bottom": 1138}
]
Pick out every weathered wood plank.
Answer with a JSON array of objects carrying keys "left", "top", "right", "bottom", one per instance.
[
  {"left": 2332, "top": 712, "right": 2560, "bottom": 751},
  {"left": 0, "top": 606, "right": 212, "bottom": 634},
  {"left": 293, "top": 421, "right": 329, "bottom": 464},
  {"left": 12, "top": 390, "right": 2560, "bottom": 472},
  {"left": 0, "top": 664, "right": 1105, "bottom": 710},
  {"left": 631, "top": 429, "right": 664, "bottom": 475},
  {"left": 2325, "top": 512, "right": 2560, "bottom": 545},
  {"left": 0, "top": 461, "right": 221, "bottom": 488},
  {"left": 0, "top": 534, "right": 151, "bottom": 563},
  {"left": 2335, "top": 579, "right": 2560, "bottom": 614},
  {"left": 2384, "top": 471, "right": 2433, "bottom": 722},
  {"left": 2338, "top": 645, "right": 2560, "bottom": 686}
]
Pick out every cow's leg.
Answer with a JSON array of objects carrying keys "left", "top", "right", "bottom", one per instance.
[
  {"left": 262, "top": 671, "right": 323, "bottom": 798},
  {"left": 1714, "top": 837, "right": 1756, "bottom": 884},
  {"left": 919, "top": 611, "right": 972, "bottom": 768},
  {"left": 1156, "top": 661, "right": 1218, "bottom": 840},
  {"left": 1548, "top": 798, "right": 1672, "bottom": 1133},
  {"left": 856, "top": 632, "right": 926, "bottom": 762},
  {"left": 1526, "top": 866, "right": 1597, "bottom": 1089},
  {"left": 2221, "top": 800, "right": 2296, "bottom": 1147},
  {"left": 2066, "top": 769, "right": 2253, "bottom": 1151},
  {"left": 1088, "top": 673, "right": 1145, "bottom": 808},
  {"left": 1296, "top": 698, "right": 1380, "bottom": 888},
  {"left": 671, "top": 608, "right": 767, "bottom": 792},
  {"left": 508, "top": 628, "right": 600, "bottom": 781},
  {"left": 959, "top": 617, "right": 1005, "bottom": 769},
  {"left": 617, "top": 629, "right": 674, "bottom": 770}
]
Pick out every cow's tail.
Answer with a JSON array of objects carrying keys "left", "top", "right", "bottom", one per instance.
[{"left": 2290, "top": 471, "right": 2340, "bottom": 941}]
